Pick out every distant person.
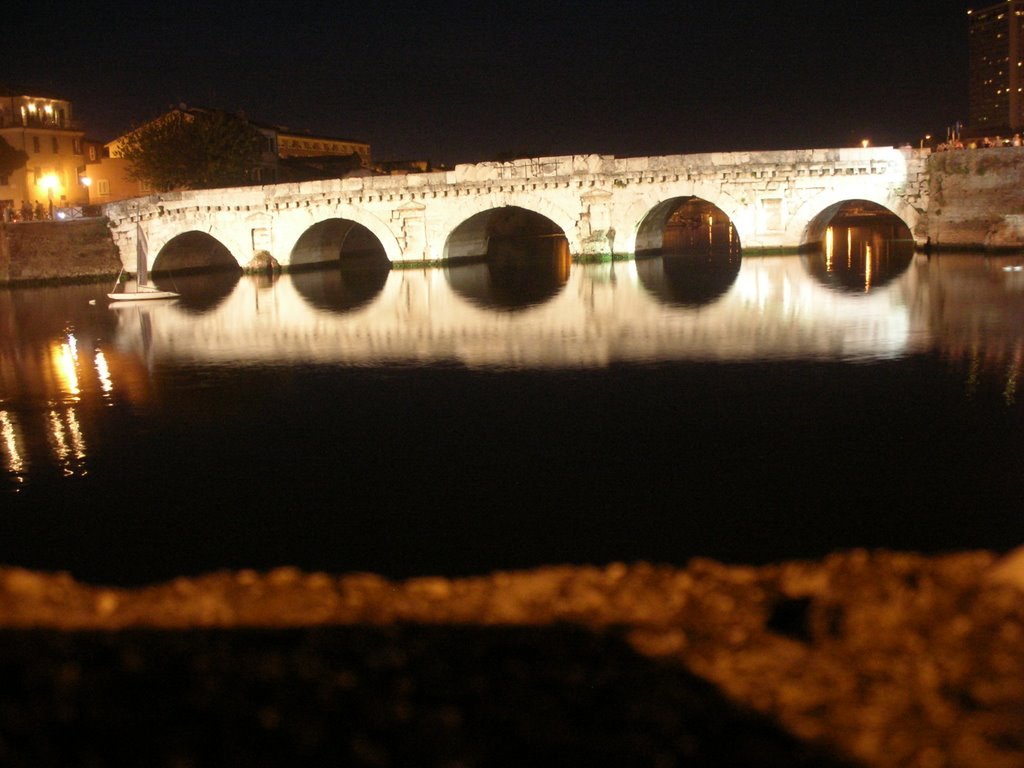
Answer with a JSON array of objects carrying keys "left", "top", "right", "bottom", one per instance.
[
  {"left": 33, "top": 202, "right": 45, "bottom": 220},
  {"left": 20, "top": 201, "right": 31, "bottom": 221}
]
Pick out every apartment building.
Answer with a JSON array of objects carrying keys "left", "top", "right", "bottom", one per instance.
[{"left": 0, "top": 89, "right": 90, "bottom": 218}]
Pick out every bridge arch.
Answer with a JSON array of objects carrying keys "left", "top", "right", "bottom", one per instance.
[
  {"left": 634, "top": 196, "right": 742, "bottom": 255},
  {"left": 789, "top": 190, "right": 922, "bottom": 250},
  {"left": 288, "top": 218, "right": 391, "bottom": 269},
  {"left": 275, "top": 205, "right": 402, "bottom": 267},
  {"left": 436, "top": 192, "right": 580, "bottom": 259},
  {"left": 632, "top": 196, "right": 743, "bottom": 308},
  {"left": 616, "top": 185, "right": 748, "bottom": 255},
  {"left": 799, "top": 199, "right": 916, "bottom": 293},
  {"left": 151, "top": 230, "right": 241, "bottom": 274},
  {"left": 442, "top": 204, "right": 572, "bottom": 311}
]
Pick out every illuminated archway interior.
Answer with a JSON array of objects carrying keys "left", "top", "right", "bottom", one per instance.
[
  {"left": 634, "top": 198, "right": 743, "bottom": 308},
  {"left": 802, "top": 200, "right": 914, "bottom": 293},
  {"left": 635, "top": 197, "right": 741, "bottom": 257}
]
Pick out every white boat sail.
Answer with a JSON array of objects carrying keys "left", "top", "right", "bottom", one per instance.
[{"left": 108, "top": 223, "right": 179, "bottom": 302}]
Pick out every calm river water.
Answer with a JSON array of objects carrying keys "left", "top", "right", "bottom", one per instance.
[{"left": 3, "top": 248, "right": 1024, "bottom": 586}]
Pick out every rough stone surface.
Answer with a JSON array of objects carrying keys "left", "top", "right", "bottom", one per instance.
[
  {"left": 1, "top": 549, "right": 1021, "bottom": 767},
  {"left": 926, "top": 148, "right": 1024, "bottom": 250},
  {"left": 0, "top": 219, "right": 120, "bottom": 284},
  {"left": 102, "top": 148, "right": 935, "bottom": 267},
  {"left": 244, "top": 248, "right": 281, "bottom": 273}
]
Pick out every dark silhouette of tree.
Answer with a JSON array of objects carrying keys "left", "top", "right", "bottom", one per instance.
[
  {"left": 0, "top": 136, "right": 28, "bottom": 179},
  {"left": 119, "top": 109, "right": 264, "bottom": 191}
]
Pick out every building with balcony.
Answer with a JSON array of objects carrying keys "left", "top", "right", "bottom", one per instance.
[
  {"left": 968, "top": 0, "right": 1024, "bottom": 135},
  {"left": 0, "top": 89, "right": 90, "bottom": 219}
]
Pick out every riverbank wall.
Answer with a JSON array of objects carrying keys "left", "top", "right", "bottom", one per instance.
[
  {"left": 925, "top": 147, "right": 1024, "bottom": 251},
  {"left": 0, "top": 218, "right": 121, "bottom": 286}
]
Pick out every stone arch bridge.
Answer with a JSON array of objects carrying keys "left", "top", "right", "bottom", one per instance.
[{"left": 103, "top": 147, "right": 930, "bottom": 273}]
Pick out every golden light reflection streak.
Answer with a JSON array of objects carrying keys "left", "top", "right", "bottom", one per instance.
[
  {"left": 864, "top": 244, "right": 873, "bottom": 293},
  {"left": 51, "top": 335, "right": 81, "bottom": 400},
  {"left": 66, "top": 408, "right": 86, "bottom": 462},
  {"left": 48, "top": 409, "right": 69, "bottom": 464},
  {"left": 0, "top": 410, "right": 26, "bottom": 479},
  {"left": 95, "top": 349, "right": 113, "bottom": 395},
  {"left": 48, "top": 406, "right": 88, "bottom": 476},
  {"left": 825, "top": 226, "right": 834, "bottom": 272},
  {"left": 847, "top": 228, "right": 853, "bottom": 269}
]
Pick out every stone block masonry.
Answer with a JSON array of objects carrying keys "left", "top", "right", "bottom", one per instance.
[
  {"left": 0, "top": 219, "right": 121, "bottom": 285},
  {"left": 926, "top": 147, "right": 1024, "bottom": 250}
]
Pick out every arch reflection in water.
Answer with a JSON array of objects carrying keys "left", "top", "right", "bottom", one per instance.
[
  {"left": 803, "top": 201, "right": 914, "bottom": 293},
  {"left": 445, "top": 206, "right": 571, "bottom": 311},
  {"left": 149, "top": 231, "right": 243, "bottom": 313},
  {"left": 635, "top": 198, "right": 742, "bottom": 308},
  {"left": 289, "top": 219, "right": 392, "bottom": 312},
  {"left": 154, "top": 269, "right": 243, "bottom": 314},
  {"left": 291, "top": 254, "right": 391, "bottom": 313}
]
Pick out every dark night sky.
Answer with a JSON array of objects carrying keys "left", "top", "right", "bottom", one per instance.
[{"left": 7, "top": 0, "right": 976, "bottom": 166}]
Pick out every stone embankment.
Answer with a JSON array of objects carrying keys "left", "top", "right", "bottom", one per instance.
[
  {"left": 1, "top": 549, "right": 1022, "bottom": 767},
  {"left": 926, "top": 147, "right": 1024, "bottom": 250},
  {"left": 0, "top": 219, "right": 120, "bottom": 285}
]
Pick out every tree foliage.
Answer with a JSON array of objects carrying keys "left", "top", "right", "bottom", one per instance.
[
  {"left": 0, "top": 136, "right": 29, "bottom": 178},
  {"left": 119, "top": 110, "right": 264, "bottom": 191}
]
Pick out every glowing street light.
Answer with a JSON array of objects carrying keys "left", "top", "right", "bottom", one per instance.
[
  {"left": 38, "top": 173, "right": 60, "bottom": 219},
  {"left": 920, "top": 134, "right": 932, "bottom": 149},
  {"left": 861, "top": 139, "right": 870, "bottom": 148}
]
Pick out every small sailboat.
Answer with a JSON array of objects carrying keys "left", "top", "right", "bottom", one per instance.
[{"left": 108, "top": 223, "right": 179, "bottom": 302}]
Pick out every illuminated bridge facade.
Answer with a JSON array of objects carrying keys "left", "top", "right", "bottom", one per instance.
[{"left": 102, "top": 147, "right": 930, "bottom": 273}]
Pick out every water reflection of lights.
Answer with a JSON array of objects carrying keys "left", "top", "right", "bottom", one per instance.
[
  {"left": 864, "top": 244, "right": 873, "bottom": 293},
  {"left": 51, "top": 334, "right": 81, "bottom": 399},
  {"left": 0, "top": 410, "right": 26, "bottom": 481},
  {"left": 48, "top": 407, "right": 87, "bottom": 476},
  {"left": 94, "top": 349, "right": 113, "bottom": 395}
]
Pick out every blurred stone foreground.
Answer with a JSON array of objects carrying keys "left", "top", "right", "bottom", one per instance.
[{"left": 0, "top": 548, "right": 1022, "bottom": 768}]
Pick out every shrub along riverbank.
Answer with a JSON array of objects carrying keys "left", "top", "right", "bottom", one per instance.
[{"left": 1, "top": 548, "right": 1022, "bottom": 767}]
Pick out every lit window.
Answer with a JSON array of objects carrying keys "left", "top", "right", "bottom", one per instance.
[{"left": 97, "top": 179, "right": 110, "bottom": 196}]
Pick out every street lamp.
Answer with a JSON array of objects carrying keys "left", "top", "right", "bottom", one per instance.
[
  {"left": 38, "top": 174, "right": 60, "bottom": 219},
  {"left": 861, "top": 139, "right": 870, "bottom": 148},
  {"left": 920, "top": 134, "right": 932, "bottom": 149}
]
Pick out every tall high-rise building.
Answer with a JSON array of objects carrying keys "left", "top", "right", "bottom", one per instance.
[{"left": 968, "top": 0, "right": 1024, "bottom": 134}]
